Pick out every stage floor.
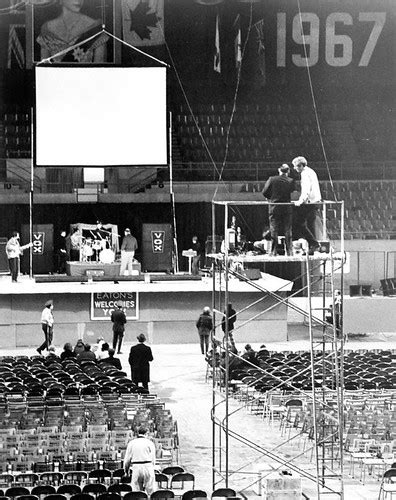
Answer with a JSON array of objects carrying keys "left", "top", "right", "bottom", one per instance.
[{"left": 0, "top": 272, "right": 293, "bottom": 294}]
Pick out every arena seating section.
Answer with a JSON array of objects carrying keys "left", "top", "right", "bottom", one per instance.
[
  {"left": 0, "top": 356, "right": 178, "bottom": 474},
  {"left": 173, "top": 102, "right": 394, "bottom": 164},
  {"left": 3, "top": 101, "right": 394, "bottom": 164},
  {"left": 2, "top": 105, "right": 394, "bottom": 240},
  {"left": 211, "top": 348, "right": 396, "bottom": 483}
]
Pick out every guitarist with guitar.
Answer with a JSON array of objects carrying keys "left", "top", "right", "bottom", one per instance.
[{"left": 5, "top": 232, "right": 32, "bottom": 283}]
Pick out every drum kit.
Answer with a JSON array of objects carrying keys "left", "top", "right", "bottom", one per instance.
[{"left": 81, "top": 237, "right": 115, "bottom": 264}]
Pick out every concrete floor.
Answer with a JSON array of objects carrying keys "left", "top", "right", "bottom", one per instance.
[{"left": 1, "top": 327, "right": 395, "bottom": 499}]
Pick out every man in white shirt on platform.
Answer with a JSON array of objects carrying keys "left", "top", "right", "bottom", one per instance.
[
  {"left": 292, "top": 156, "right": 322, "bottom": 254},
  {"left": 123, "top": 427, "right": 156, "bottom": 494}
]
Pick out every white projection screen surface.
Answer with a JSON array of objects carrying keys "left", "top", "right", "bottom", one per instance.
[{"left": 35, "top": 66, "right": 167, "bottom": 166}]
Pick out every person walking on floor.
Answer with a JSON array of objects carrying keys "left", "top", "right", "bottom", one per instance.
[
  {"left": 128, "top": 334, "right": 153, "bottom": 391},
  {"left": 111, "top": 300, "right": 127, "bottom": 354},
  {"left": 123, "top": 426, "right": 156, "bottom": 494},
  {"left": 196, "top": 306, "right": 213, "bottom": 355},
  {"left": 37, "top": 300, "right": 54, "bottom": 355}
]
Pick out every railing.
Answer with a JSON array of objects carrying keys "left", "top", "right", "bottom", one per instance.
[
  {"left": 166, "top": 161, "right": 396, "bottom": 182},
  {"left": 2, "top": 161, "right": 395, "bottom": 195}
]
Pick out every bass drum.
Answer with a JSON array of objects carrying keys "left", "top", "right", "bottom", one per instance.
[{"left": 99, "top": 248, "right": 115, "bottom": 264}]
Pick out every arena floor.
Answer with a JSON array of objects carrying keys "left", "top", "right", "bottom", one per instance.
[{"left": 1, "top": 328, "right": 395, "bottom": 499}]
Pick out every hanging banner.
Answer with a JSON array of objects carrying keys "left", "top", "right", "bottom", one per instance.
[
  {"left": 26, "top": 0, "right": 118, "bottom": 67},
  {"left": 122, "top": 0, "right": 165, "bottom": 46},
  {"left": 91, "top": 292, "right": 139, "bottom": 320}
]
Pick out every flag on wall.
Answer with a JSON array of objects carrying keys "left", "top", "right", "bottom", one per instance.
[
  {"left": 214, "top": 14, "right": 221, "bottom": 73},
  {"left": 254, "top": 18, "right": 266, "bottom": 85},
  {"left": 234, "top": 14, "right": 242, "bottom": 69},
  {"left": 8, "top": 24, "right": 25, "bottom": 68},
  {"left": 122, "top": 0, "right": 164, "bottom": 46}
]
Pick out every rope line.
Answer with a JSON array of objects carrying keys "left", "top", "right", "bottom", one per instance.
[
  {"left": 296, "top": 0, "right": 337, "bottom": 202},
  {"left": 159, "top": 12, "right": 258, "bottom": 238}
]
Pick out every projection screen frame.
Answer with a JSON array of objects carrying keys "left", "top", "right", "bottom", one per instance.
[{"left": 34, "top": 64, "right": 169, "bottom": 168}]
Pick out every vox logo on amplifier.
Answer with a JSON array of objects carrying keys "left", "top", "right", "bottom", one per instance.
[{"left": 151, "top": 231, "right": 165, "bottom": 253}]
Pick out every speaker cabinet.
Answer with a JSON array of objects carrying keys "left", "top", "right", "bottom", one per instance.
[
  {"left": 21, "top": 224, "right": 54, "bottom": 274},
  {"left": 141, "top": 223, "right": 172, "bottom": 272},
  {"left": 0, "top": 237, "right": 9, "bottom": 273},
  {"left": 361, "top": 284, "right": 372, "bottom": 296},
  {"left": 349, "top": 284, "right": 372, "bottom": 297}
]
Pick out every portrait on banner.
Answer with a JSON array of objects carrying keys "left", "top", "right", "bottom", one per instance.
[{"left": 27, "top": 0, "right": 119, "bottom": 66}]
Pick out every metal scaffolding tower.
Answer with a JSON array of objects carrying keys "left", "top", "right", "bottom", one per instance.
[{"left": 210, "top": 200, "right": 345, "bottom": 498}]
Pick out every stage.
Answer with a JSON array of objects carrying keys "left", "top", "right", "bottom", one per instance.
[
  {"left": 0, "top": 272, "right": 292, "bottom": 349},
  {"left": 1, "top": 268, "right": 394, "bottom": 349}
]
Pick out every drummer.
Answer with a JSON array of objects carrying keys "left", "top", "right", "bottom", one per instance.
[
  {"left": 91, "top": 220, "right": 108, "bottom": 261},
  {"left": 120, "top": 228, "right": 138, "bottom": 276}
]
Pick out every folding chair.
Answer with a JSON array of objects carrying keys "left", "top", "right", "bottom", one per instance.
[
  {"left": 123, "top": 493, "right": 148, "bottom": 500},
  {"left": 107, "top": 484, "right": 132, "bottom": 497},
  {"left": 378, "top": 468, "right": 396, "bottom": 499},
  {"left": 151, "top": 491, "right": 175, "bottom": 499},
  {"left": 182, "top": 491, "right": 207, "bottom": 500},
  {"left": 87, "top": 469, "right": 112, "bottom": 484},
  {"left": 31, "top": 485, "right": 57, "bottom": 498},
  {"left": 170, "top": 473, "right": 195, "bottom": 496},
  {"left": 155, "top": 473, "right": 169, "bottom": 490},
  {"left": 5, "top": 487, "right": 31, "bottom": 499},
  {"left": 57, "top": 485, "right": 82, "bottom": 496},
  {"left": 211, "top": 489, "right": 236, "bottom": 499},
  {"left": 82, "top": 484, "right": 107, "bottom": 498}
]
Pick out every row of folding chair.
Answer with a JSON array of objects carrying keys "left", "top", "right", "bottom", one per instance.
[{"left": 0, "top": 488, "right": 242, "bottom": 500}]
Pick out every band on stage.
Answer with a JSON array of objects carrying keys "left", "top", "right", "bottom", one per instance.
[{"left": 7, "top": 156, "right": 325, "bottom": 279}]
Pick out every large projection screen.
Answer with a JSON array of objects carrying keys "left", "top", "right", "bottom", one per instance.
[{"left": 35, "top": 66, "right": 167, "bottom": 166}]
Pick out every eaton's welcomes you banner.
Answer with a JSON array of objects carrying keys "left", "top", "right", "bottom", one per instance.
[{"left": 91, "top": 292, "right": 138, "bottom": 320}]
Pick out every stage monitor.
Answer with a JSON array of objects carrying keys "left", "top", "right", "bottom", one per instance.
[{"left": 35, "top": 66, "right": 167, "bottom": 167}]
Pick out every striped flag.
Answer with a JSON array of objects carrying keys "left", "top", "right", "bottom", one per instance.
[
  {"left": 8, "top": 24, "right": 25, "bottom": 69},
  {"left": 234, "top": 14, "right": 242, "bottom": 69},
  {"left": 213, "top": 14, "right": 221, "bottom": 73},
  {"left": 254, "top": 18, "right": 266, "bottom": 84}
]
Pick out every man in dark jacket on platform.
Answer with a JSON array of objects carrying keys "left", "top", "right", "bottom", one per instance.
[
  {"left": 128, "top": 334, "right": 153, "bottom": 390},
  {"left": 262, "top": 164, "right": 295, "bottom": 256}
]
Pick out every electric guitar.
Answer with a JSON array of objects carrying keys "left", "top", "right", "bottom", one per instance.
[{"left": 6, "top": 242, "right": 33, "bottom": 259}]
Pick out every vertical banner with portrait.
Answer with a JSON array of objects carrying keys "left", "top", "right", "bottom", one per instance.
[{"left": 26, "top": 0, "right": 121, "bottom": 68}]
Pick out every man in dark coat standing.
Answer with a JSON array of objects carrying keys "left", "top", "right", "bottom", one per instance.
[
  {"left": 196, "top": 306, "right": 213, "bottom": 355},
  {"left": 111, "top": 300, "right": 127, "bottom": 354},
  {"left": 129, "top": 334, "right": 153, "bottom": 390},
  {"left": 262, "top": 164, "right": 295, "bottom": 256}
]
